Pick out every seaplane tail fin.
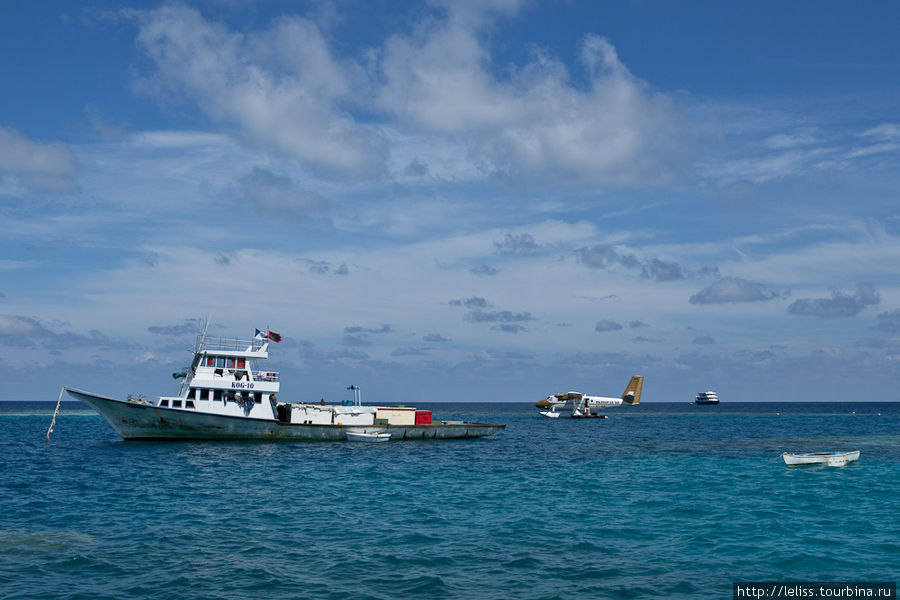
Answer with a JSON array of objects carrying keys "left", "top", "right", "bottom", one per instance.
[{"left": 621, "top": 376, "right": 643, "bottom": 404}]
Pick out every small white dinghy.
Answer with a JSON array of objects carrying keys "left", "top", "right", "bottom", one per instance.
[
  {"left": 783, "top": 450, "right": 860, "bottom": 467},
  {"left": 346, "top": 430, "right": 391, "bottom": 442}
]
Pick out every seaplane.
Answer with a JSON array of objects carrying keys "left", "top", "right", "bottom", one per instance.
[{"left": 536, "top": 376, "right": 643, "bottom": 418}]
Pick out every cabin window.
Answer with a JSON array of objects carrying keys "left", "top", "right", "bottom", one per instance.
[
  {"left": 237, "top": 358, "right": 245, "bottom": 369},
  {"left": 206, "top": 356, "right": 214, "bottom": 367},
  {"left": 214, "top": 390, "right": 223, "bottom": 401},
  {"left": 185, "top": 400, "right": 195, "bottom": 409},
  {"left": 160, "top": 399, "right": 169, "bottom": 407},
  {"left": 215, "top": 357, "right": 225, "bottom": 368},
  {"left": 173, "top": 400, "right": 182, "bottom": 408},
  {"left": 253, "top": 394, "right": 261, "bottom": 404},
  {"left": 227, "top": 358, "right": 235, "bottom": 368}
]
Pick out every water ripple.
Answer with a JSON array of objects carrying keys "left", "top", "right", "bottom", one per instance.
[{"left": 3, "top": 405, "right": 900, "bottom": 599}]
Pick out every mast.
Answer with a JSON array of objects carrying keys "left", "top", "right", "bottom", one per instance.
[
  {"left": 347, "top": 385, "right": 361, "bottom": 406},
  {"left": 200, "top": 315, "right": 211, "bottom": 348}
]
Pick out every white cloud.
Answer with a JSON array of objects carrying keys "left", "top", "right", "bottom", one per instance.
[
  {"left": 860, "top": 123, "right": 900, "bottom": 141},
  {"left": 39, "top": 219, "right": 600, "bottom": 355},
  {"left": 127, "top": 131, "right": 232, "bottom": 149},
  {"left": 0, "top": 315, "right": 40, "bottom": 336},
  {"left": 0, "top": 260, "right": 37, "bottom": 271},
  {"left": 575, "top": 243, "right": 718, "bottom": 282},
  {"left": 134, "top": 5, "right": 385, "bottom": 178},
  {"left": 120, "top": 3, "right": 797, "bottom": 190},
  {"left": 376, "top": 18, "right": 691, "bottom": 185},
  {"left": 237, "top": 167, "right": 329, "bottom": 220},
  {"left": 845, "top": 142, "right": 900, "bottom": 159},
  {"left": 787, "top": 282, "right": 880, "bottom": 318},
  {"left": 730, "top": 220, "right": 900, "bottom": 287},
  {"left": 594, "top": 319, "right": 623, "bottom": 332},
  {"left": 0, "top": 126, "right": 78, "bottom": 194},
  {"left": 763, "top": 131, "right": 818, "bottom": 149},
  {"left": 376, "top": 19, "right": 523, "bottom": 134},
  {"left": 706, "top": 147, "right": 835, "bottom": 184},
  {"left": 700, "top": 112, "right": 900, "bottom": 187},
  {"left": 689, "top": 277, "right": 789, "bottom": 305},
  {"left": 436, "top": 0, "right": 531, "bottom": 26}
]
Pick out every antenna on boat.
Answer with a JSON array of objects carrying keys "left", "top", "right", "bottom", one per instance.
[{"left": 197, "top": 314, "right": 211, "bottom": 352}]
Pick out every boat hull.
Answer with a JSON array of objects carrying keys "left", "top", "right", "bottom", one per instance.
[
  {"left": 783, "top": 451, "right": 860, "bottom": 466},
  {"left": 66, "top": 388, "right": 505, "bottom": 441},
  {"left": 346, "top": 431, "right": 390, "bottom": 442}
]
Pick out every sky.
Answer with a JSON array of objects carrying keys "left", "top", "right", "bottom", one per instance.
[{"left": 2, "top": 0, "right": 900, "bottom": 403}]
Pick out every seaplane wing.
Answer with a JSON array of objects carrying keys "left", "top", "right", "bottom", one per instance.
[{"left": 536, "top": 376, "right": 643, "bottom": 413}]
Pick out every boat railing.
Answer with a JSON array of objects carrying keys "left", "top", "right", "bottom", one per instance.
[
  {"left": 255, "top": 371, "right": 280, "bottom": 382},
  {"left": 198, "top": 335, "right": 267, "bottom": 353},
  {"left": 177, "top": 367, "right": 192, "bottom": 397}
]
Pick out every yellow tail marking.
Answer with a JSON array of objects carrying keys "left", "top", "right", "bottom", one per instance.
[{"left": 621, "top": 375, "right": 643, "bottom": 404}]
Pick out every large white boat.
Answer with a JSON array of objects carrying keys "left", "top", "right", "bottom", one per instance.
[
  {"left": 694, "top": 390, "right": 719, "bottom": 405},
  {"left": 65, "top": 332, "right": 504, "bottom": 441}
]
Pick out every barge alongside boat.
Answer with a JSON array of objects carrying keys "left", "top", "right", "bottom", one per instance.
[{"left": 66, "top": 332, "right": 504, "bottom": 441}]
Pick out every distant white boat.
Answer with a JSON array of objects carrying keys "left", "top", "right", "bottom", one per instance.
[
  {"left": 346, "top": 431, "right": 391, "bottom": 442},
  {"left": 783, "top": 451, "right": 860, "bottom": 467},
  {"left": 695, "top": 391, "right": 719, "bottom": 405}
]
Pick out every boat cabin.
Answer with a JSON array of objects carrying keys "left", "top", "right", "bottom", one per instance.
[{"left": 158, "top": 335, "right": 280, "bottom": 419}]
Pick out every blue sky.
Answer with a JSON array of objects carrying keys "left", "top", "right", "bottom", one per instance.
[{"left": 2, "top": 0, "right": 900, "bottom": 403}]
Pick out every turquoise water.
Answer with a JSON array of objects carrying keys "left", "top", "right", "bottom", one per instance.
[{"left": 2, "top": 402, "right": 899, "bottom": 599}]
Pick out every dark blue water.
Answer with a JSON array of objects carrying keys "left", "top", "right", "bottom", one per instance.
[{"left": 2, "top": 402, "right": 898, "bottom": 599}]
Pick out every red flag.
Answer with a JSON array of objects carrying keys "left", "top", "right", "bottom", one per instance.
[{"left": 267, "top": 330, "right": 282, "bottom": 343}]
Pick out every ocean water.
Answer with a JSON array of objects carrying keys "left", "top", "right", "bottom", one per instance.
[{"left": 2, "top": 401, "right": 899, "bottom": 599}]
